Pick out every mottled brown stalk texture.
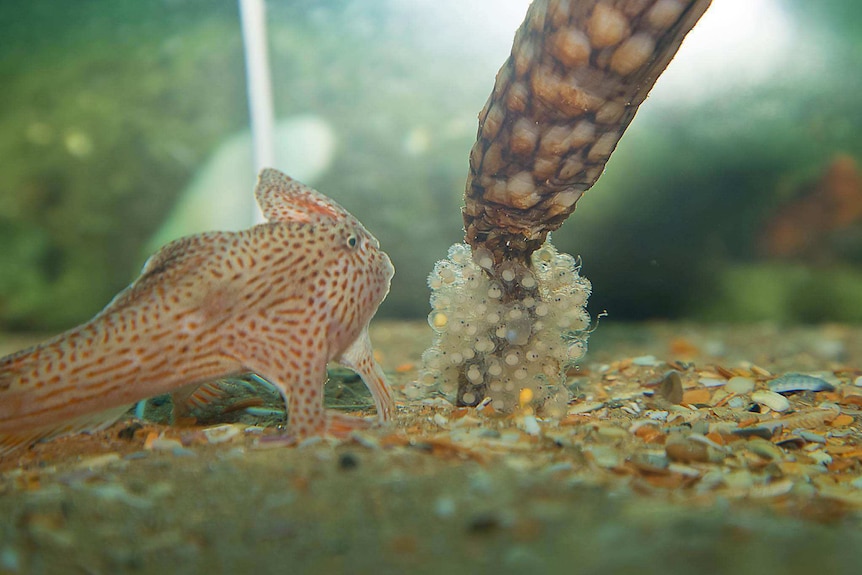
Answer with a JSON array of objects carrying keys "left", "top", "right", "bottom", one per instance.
[{"left": 463, "top": 0, "right": 712, "bottom": 264}]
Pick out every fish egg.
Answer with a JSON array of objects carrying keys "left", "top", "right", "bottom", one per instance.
[
  {"left": 532, "top": 320, "right": 545, "bottom": 332},
  {"left": 490, "top": 380, "right": 503, "bottom": 392},
  {"left": 428, "top": 310, "right": 448, "bottom": 331},
  {"left": 535, "top": 246, "right": 554, "bottom": 262},
  {"left": 496, "top": 325, "right": 508, "bottom": 338},
  {"left": 569, "top": 289, "right": 588, "bottom": 307},
  {"left": 521, "top": 296, "right": 536, "bottom": 308},
  {"left": 567, "top": 341, "right": 586, "bottom": 360},
  {"left": 501, "top": 269, "right": 516, "bottom": 282},
  {"left": 505, "top": 352, "right": 520, "bottom": 366},
  {"left": 450, "top": 352, "right": 464, "bottom": 365},
  {"left": 418, "top": 370, "right": 438, "bottom": 386},
  {"left": 488, "top": 361, "right": 503, "bottom": 376},
  {"left": 439, "top": 268, "right": 457, "bottom": 283},
  {"left": 525, "top": 349, "right": 540, "bottom": 362},
  {"left": 514, "top": 368, "right": 528, "bottom": 380},
  {"left": 486, "top": 312, "right": 500, "bottom": 324},
  {"left": 475, "top": 337, "right": 494, "bottom": 353},
  {"left": 488, "top": 286, "right": 502, "bottom": 299},
  {"left": 448, "top": 243, "right": 471, "bottom": 265},
  {"left": 462, "top": 392, "right": 477, "bottom": 404},
  {"left": 508, "top": 308, "right": 523, "bottom": 320},
  {"left": 535, "top": 303, "right": 549, "bottom": 317},
  {"left": 462, "top": 347, "right": 475, "bottom": 360},
  {"left": 467, "top": 367, "right": 483, "bottom": 383},
  {"left": 421, "top": 348, "right": 443, "bottom": 369},
  {"left": 520, "top": 275, "right": 537, "bottom": 289}
]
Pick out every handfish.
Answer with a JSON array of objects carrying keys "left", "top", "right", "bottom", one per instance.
[{"left": 0, "top": 168, "right": 395, "bottom": 455}]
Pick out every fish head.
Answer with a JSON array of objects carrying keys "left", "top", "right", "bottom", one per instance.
[{"left": 255, "top": 168, "right": 394, "bottom": 325}]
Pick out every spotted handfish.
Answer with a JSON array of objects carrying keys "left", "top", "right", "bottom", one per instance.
[{"left": 0, "top": 168, "right": 395, "bottom": 455}]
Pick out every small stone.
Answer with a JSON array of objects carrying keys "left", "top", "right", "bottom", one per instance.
[
  {"left": 682, "top": 388, "right": 711, "bottom": 406},
  {"left": 338, "top": 452, "right": 359, "bottom": 470},
  {"left": 726, "top": 377, "right": 755, "bottom": 395},
  {"left": 202, "top": 424, "right": 241, "bottom": 444},
  {"left": 467, "top": 513, "right": 501, "bottom": 534},
  {"left": 665, "top": 433, "right": 719, "bottom": 463},
  {"left": 632, "top": 355, "right": 661, "bottom": 366}
]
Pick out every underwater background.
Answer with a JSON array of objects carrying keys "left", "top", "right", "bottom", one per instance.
[{"left": 1, "top": 0, "right": 861, "bottom": 331}]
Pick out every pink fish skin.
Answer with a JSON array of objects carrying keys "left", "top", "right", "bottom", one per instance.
[{"left": 0, "top": 168, "right": 395, "bottom": 455}]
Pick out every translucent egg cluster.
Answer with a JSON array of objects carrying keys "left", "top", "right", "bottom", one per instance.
[{"left": 417, "top": 241, "right": 591, "bottom": 415}]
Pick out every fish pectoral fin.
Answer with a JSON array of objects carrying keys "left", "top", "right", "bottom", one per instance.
[
  {"left": 0, "top": 404, "right": 133, "bottom": 458},
  {"left": 170, "top": 381, "right": 234, "bottom": 421},
  {"left": 325, "top": 411, "right": 374, "bottom": 438},
  {"left": 337, "top": 328, "right": 395, "bottom": 423}
]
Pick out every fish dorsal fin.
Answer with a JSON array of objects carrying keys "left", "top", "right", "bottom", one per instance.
[
  {"left": 254, "top": 168, "right": 348, "bottom": 224},
  {"left": 0, "top": 404, "right": 131, "bottom": 457}
]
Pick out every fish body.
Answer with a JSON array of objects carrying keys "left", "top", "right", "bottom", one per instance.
[{"left": 0, "top": 168, "right": 395, "bottom": 454}]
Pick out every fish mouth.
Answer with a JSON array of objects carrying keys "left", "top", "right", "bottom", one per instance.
[{"left": 380, "top": 252, "right": 395, "bottom": 281}]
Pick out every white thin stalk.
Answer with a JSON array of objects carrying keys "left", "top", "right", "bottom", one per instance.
[{"left": 239, "top": 0, "right": 275, "bottom": 224}]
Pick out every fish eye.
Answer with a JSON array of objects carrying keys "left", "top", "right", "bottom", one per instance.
[{"left": 347, "top": 234, "right": 358, "bottom": 248}]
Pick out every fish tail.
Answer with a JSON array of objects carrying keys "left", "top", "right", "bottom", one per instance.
[{"left": 0, "top": 323, "right": 137, "bottom": 456}]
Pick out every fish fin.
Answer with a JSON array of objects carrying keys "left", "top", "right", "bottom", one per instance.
[
  {"left": 0, "top": 404, "right": 132, "bottom": 457},
  {"left": 170, "top": 381, "right": 233, "bottom": 420},
  {"left": 254, "top": 168, "right": 348, "bottom": 224},
  {"left": 337, "top": 327, "right": 395, "bottom": 422}
]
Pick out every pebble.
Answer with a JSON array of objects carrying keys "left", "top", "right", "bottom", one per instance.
[
  {"left": 645, "top": 410, "right": 669, "bottom": 421},
  {"left": 434, "top": 496, "right": 457, "bottom": 518},
  {"left": 854, "top": 376, "right": 862, "bottom": 387},
  {"left": 727, "top": 396, "right": 747, "bottom": 409},
  {"left": 750, "top": 390, "right": 790, "bottom": 412},
  {"left": 632, "top": 355, "right": 662, "bottom": 366},
  {"left": 0, "top": 547, "right": 19, "bottom": 572},
  {"left": 629, "top": 452, "right": 669, "bottom": 473},
  {"left": 665, "top": 434, "right": 716, "bottom": 463},
  {"left": 587, "top": 445, "right": 622, "bottom": 469},
  {"left": 338, "top": 452, "right": 359, "bottom": 470},
  {"left": 568, "top": 401, "right": 605, "bottom": 415},
  {"left": 808, "top": 450, "right": 833, "bottom": 466},
  {"left": 147, "top": 437, "right": 184, "bottom": 452},
  {"left": 725, "top": 376, "right": 755, "bottom": 395},
  {"left": 521, "top": 415, "right": 541, "bottom": 436},
  {"left": 202, "top": 424, "right": 241, "bottom": 444}
]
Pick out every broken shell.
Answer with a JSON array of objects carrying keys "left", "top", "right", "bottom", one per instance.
[
  {"left": 768, "top": 373, "right": 835, "bottom": 394},
  {"left": 655, "top": 370, "right": 683, "bottom": 404},
  {"left": 750, "top": 390, "right": 791, "bottom": 412}
]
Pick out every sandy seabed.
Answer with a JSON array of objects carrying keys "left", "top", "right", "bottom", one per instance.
[{"left": 1, "top": 320, "right": 862, "bottom": 574}]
